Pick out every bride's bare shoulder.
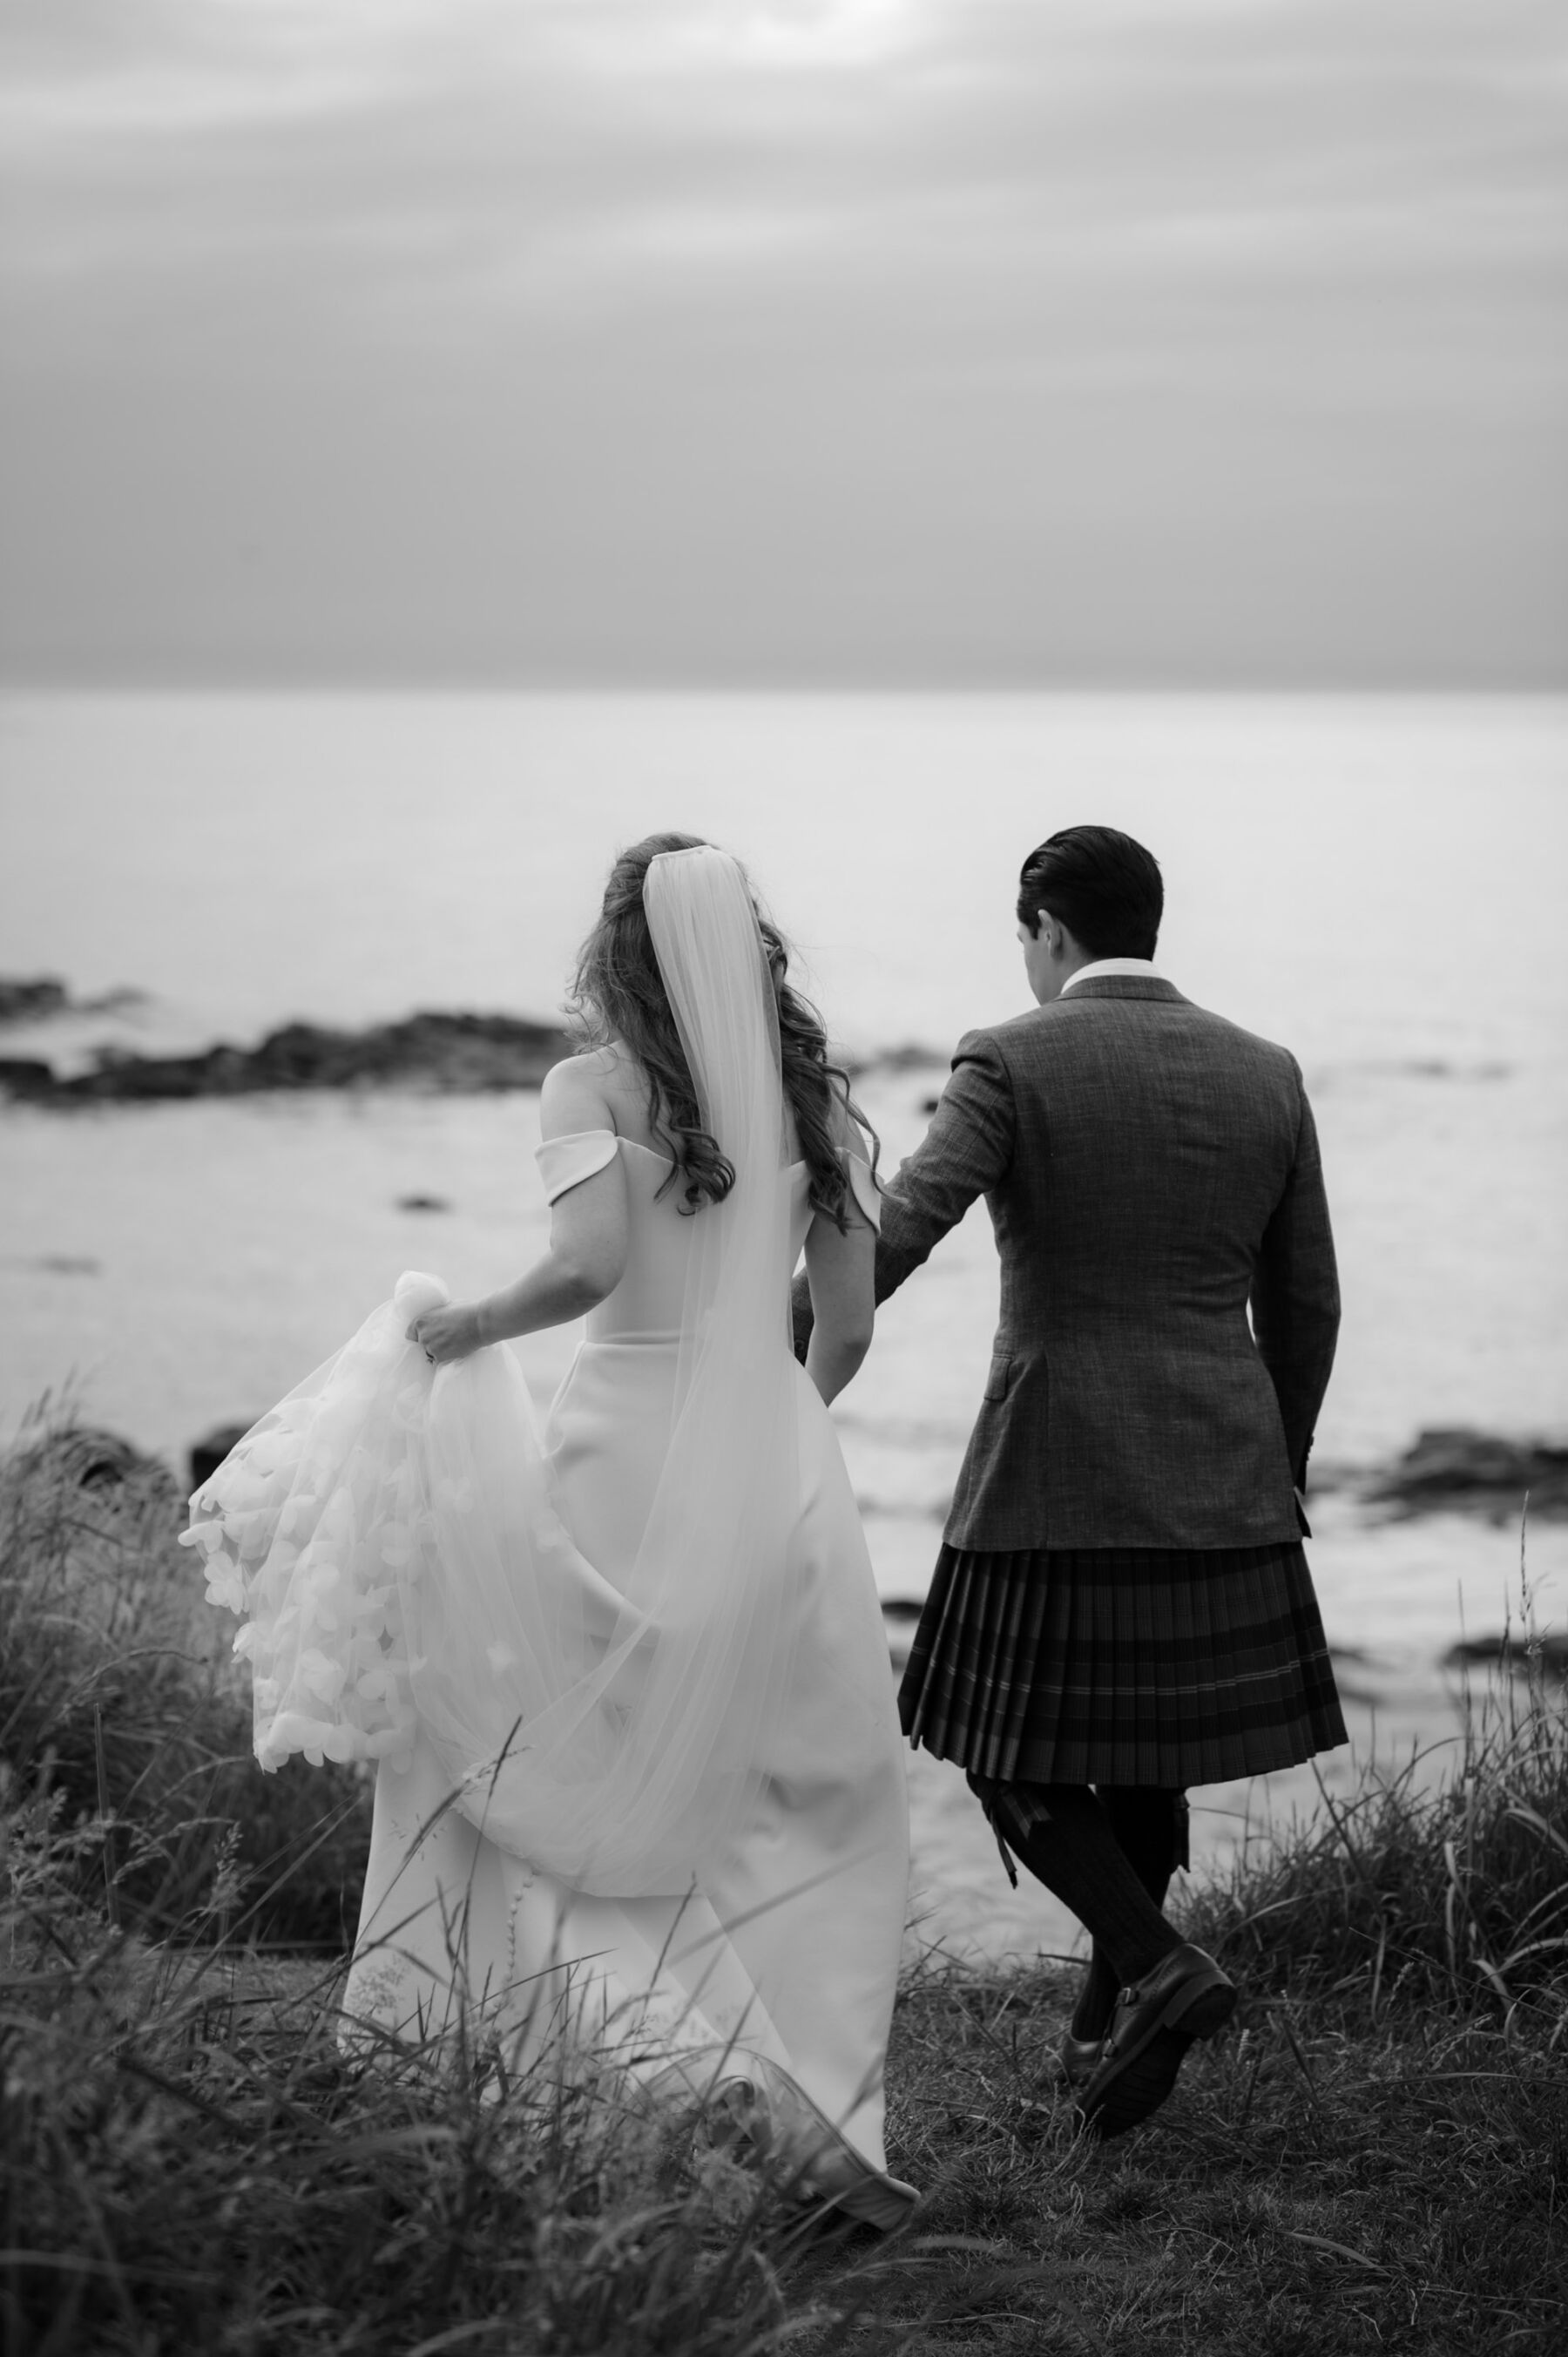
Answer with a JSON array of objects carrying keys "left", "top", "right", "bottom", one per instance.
[
  {"left": 539, "top": 1049, "right": 618, "bottom": 1139},
  {"left": 538, "top": 1043, "right": 643, "bottom": 1140}
]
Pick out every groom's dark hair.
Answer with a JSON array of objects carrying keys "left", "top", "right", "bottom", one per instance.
[{"left": 1017, "top": 826, "right": 1163, "bottom": 960}]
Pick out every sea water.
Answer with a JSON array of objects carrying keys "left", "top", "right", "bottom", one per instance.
[{"left": 3, "top": 691, "right": 1565, "bottom": 1954}]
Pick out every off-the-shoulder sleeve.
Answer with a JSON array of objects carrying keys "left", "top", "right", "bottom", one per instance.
[
  {"left": 536, "top": 1129, "right": 619, "bottom": 1203},
  {"left": 841, "top": 1148, "right": 881, "bottom": 1232}
]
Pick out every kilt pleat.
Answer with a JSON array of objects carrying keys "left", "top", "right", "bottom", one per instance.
[{"left": 899, "top": 1541, "right": 1347, "bottom": 1788}]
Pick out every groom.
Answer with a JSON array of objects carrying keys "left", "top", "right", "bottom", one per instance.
[{"left": 802, "top": 824, "right": 1344, "bottom": 2138}]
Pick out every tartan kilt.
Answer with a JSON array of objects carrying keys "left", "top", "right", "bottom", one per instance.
[{"left": 898, "top": 1541, "right": 1347, "bottom": 1788}]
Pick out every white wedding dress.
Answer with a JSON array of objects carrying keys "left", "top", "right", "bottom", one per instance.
[{"left": 183, "top": 850, "right": 913, "bottom": 2226}]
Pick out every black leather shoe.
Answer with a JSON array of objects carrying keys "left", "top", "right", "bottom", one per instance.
[
  {"left": 1058, "top": 2031, "right": 1103, "bottom": 2092},
  {"left": 1077, "top": 1942, "right": 1237, "bottom": 2139}
]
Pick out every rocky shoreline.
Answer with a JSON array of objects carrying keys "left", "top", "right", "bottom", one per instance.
[
  {"left": 4, "top": 974, "right": 1521, "bottom": 1113},
  {"left": 0, "top": 973, "right": 934, "bottom": 1104},
  {"left": 0, "top": 975, "right": 571, "bottom": 1101}
]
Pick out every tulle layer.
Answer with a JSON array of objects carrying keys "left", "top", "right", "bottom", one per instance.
[{"left": 179, "top": 1272, "right": 454, "bottom": 1770}]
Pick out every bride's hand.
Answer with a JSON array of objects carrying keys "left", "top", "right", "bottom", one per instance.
[{"left": 407, "top": 1301, "right": 486, "bottom": 1365}]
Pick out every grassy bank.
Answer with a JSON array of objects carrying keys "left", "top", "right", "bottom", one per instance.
[
  {"left": 877, "top": 1615, "right": 1568, "bottom": 2353},
  {"left": 3, "top": 1422, "right": 1565, "bottom": 2354}
]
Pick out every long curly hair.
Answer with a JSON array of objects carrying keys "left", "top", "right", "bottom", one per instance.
[{"left": 569, "top": 832, "right": 878, "bottom": 1225}]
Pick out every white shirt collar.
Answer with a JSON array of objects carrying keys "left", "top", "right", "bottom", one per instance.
[{"left": 1061, "top": 958, "right": 1160, "bottom": 993}]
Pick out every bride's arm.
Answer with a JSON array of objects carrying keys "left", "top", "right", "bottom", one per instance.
[
  {"left": 802, "top": 1204, "right": 875, "bottom": 1406},
  {"left": 470, "top": 1159, "right": 628, "bottom": 1346},
  {"left": 408, "top": 1060, "right": 630, "bottom": 1361}
]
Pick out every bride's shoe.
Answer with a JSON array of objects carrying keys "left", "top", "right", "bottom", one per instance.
[
  {"left": 697, "top": 2073, "right": 776, "bottom": 2164},
  {"left": 692, "top": 2062, "right": 918, "bottom": 2233},
  {"left": 767, "top": 2074, "right": 919, "bottom": 2232}
]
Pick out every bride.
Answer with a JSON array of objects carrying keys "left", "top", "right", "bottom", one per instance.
[{"left": 183, "top": 836, "right": 916, "bottom": 2230}]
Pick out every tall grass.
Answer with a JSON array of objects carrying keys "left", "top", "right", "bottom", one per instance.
[
  {"left": 0, "top": 1407, "right": 368, "bottom": 1945},
  {"left": 1178, "top": 1548, "right": 1568, "bottom": 2033},
  {"left": 3, "top": 1802, "right": 912, "bottom": 2355},
  {"left": 4, "top": 1412, "right": 1565, "bottom": 2354},
  {"left": 860, "top": 1556, "right": 1568, "bottom": 2354},
  {"left": 1, "top": 1415, "right": 912, "bottom": 2353}
]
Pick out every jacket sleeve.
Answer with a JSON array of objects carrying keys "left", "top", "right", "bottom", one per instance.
[
  {"left": 791, "top": 1030, "right": 1016, "bottom": 1358},
  {"left": 1250, "top": 1065, "right": 1340, "bottom": 1493},
  {"left": 874, "top": 1031, "right": 1017, "bottom": 1304}
]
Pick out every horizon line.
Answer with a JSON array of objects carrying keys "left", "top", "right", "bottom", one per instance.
[{"left": 3, "top": 668, "right": 1565, "bottom": 700}]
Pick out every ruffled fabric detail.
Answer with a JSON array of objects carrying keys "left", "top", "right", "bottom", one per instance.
[
  {"left": 178, "top": 1271, "right": 451, "bottom": 1772},
  {"left": 536, "top": 1129, "right": 619, "bottom": 1203}
]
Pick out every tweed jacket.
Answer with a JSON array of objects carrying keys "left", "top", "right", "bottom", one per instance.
[{"left": 874, "top": 976, "right": 1340, "bottom": 1553}]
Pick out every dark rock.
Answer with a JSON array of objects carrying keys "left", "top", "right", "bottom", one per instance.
[
  {"left": 13, "top": 1424, "right": 174, "bottom": 1499},
  {"left": 1364, "top": 1426, "right": 1568, "bottom": 1519},
  {"left": 396, "top": 1193, "right": 450, "bottom": 1213},
  {"left": 35, "top": 1253, "right": 101, "bottom": 1275},
  {"left": 0, "top": 1057, "right": 57, "bottom": 1099},
  {"left": 190, "top": 1421, "right": 253, "bottom": 1492},
  {"left": 0, "top": 977, "right": 145, "bottom": 1027},
  {"left": 1443, "top": 1633, "right": 1568, "bottom": 1682},
  {"left": 232, "top": 1011, "right": 567, "bottom": 1094},
  {"left": 7, "top": 1009, "right": 571, "bottom": 1105},
  {"left": 70, "top": 1044, "right": 228, "bottom": 1101},
  {"left": 0, "top": 977, "right": 69, "bottom": 1024}
]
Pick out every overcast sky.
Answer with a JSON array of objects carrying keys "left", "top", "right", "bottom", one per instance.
[{"left": 1, "top": 0, "right": 1563, "bottom": 687}]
